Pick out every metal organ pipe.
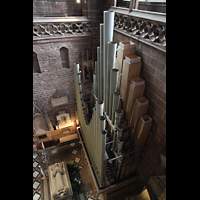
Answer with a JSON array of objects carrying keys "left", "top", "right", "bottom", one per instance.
[
  {"left": 103, "top": 10, "right": 115, "bottom": 113},
  {"left": 100, "top": 24, "right": 104, "bottom": 101},
  {"left": 95, "top": 99, "right": 104, "bottom": 171},
  {"left": 97, "top": 47, "right": 100, "bottom": 98},
  {"left": 106, "top": 42, "right": 117, "bottom": 114},
  {"left": 111, "top": 91, "right": 120, "bottom": 124},
  {"left": 94, "top": 61, "right": 98, "bottom": 97},
  {"left": 93, "top": 73, "right": 97, "bottom": 95},
  {"left": 108, "top": 68, "right": 119, "bottom": 117},
  {"left": 100, "top": 123, "right": 107, "bottom": 182}
]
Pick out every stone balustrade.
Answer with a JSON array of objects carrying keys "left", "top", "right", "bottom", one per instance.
[
  {"left": 109, "top": 6, "right": 166, "bottom": 51},
  {"left": 33, "top": 8, "right": 166, "bottom": 51},
  {"left": 33, "top": 17, "right": 100, "bottom": 39}
]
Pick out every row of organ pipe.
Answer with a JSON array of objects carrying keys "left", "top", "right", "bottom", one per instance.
[
  {"left": 74, "top": 11, "right": 120, "bottom": 187},
  {"left": 74, "top": 63, "right": 107, "bottom": 186},
  {"left": 75, "top": 10, "right": 154, "bottom": 189}
]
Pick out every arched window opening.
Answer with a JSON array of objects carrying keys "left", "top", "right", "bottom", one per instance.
[
  {"left": 59, "top": 47, "right": 70, "bottom": 68},
  {"left": 33, "top": 52, "right": 41, "bottom": 73}
]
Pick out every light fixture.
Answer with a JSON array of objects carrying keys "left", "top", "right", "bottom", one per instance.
[
  {"left": 76, "top": 124, "right": 80, "bottom": 129},
  {"left": 77, "top": 0, "right": 80, "bottom": 3}
]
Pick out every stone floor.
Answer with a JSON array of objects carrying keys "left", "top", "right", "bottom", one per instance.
[{"left": 33, "top": 139, "right": 103, "bottom": 200}]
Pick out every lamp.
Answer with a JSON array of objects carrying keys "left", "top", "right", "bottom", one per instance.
[{"left": 76, "top": 124, "right": 80, "bottom": 129}]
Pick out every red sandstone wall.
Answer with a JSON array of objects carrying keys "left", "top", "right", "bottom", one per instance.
[{"left": 33, "top": 36, "right": 100, "bottom": 127}]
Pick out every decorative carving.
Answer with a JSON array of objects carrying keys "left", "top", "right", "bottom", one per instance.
[
  {"left": 114, "top": 13, "right": 166, "bottom": 47},
  {"left": 33, "top": 21, "right": 99, "bottom": 37},
  {"left": 53, "top": 187, "right": 69, "bottom": 200},
  {"left": 52, "top": 90, "right": 66, "bottom": 98},
  {"left": 51, "top": 90, "right": 68, "bottom": 107},
  {"left": 48, "top": 162, "right": 73, "bottom": 200},
  {"left": 51, "top": 162, "right": 64, "bottom": 177},
  {"left": 33, "top": 102, "right": 44, "bottom": 117}
]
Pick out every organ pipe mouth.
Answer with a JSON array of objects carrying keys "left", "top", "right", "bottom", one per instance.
[
  {"left": 116, "top": 109, "right": 121, "bottom": 114},
  {"left": 111, "top": 68, "right": 119, "bottom": 72},
  {"left": 108, "top": 41, "right": 117, "bottom": 44},
  {"left": 113, "top": 91, "right": 120, "bottom": 96},
  {"left": 99, "top": 116, "right": 105, "bottom": 120},
  {"left": 104, "top": 11, "right": 114, "bottom": 13},
  {"left": 96, "top": 99, "right": 104, "bottom": 104}
]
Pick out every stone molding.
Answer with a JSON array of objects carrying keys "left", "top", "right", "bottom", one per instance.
[
  {"left": 109, "top": 6, "right": 166, "bottom": 52},
  {"left": 48, "top": 162, "right": 73, "bottom": 200},
  {"left": 33, "top": 17, "right": 100, "bottom": 39}
]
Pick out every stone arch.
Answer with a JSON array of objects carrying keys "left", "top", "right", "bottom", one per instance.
[
  {"left": 59, "top": 47, "right": 70, "bottom": 68},
  {"left": 33, "top": 113, "right": 49, "bottom": 135},
  {"left": 33, "top": 51, "right": 41, "bottom": 73}
]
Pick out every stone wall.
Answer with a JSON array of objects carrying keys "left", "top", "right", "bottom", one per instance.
[
  {"left": 33, "top": 0, "right": 83, "bottom": 17},
  {"left": 33, "top": 0, "right": 113, "bottom": 19},
  {"left": 113, "top": 30, "right": 166, "bottom": 182},
  {"left": 33, "top": 36, "right": 100, "bottom": 126}
]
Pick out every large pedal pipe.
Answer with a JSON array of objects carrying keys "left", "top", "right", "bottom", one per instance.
[
  {"left": 108, "top": 68, "right": 119, "bottom": 117},
  {"left": 95, "top": 99, "right": 104, "bottom": 171},
  {"left": 100, "top": 24, "right": 104, "bottom": 101},
  {"left": 106, "top": 42, "right": 117, "bottom": 114},
  {"left": 103, "top": 10, "right": 115, "bottom": 113},
  {"left": 94, "top": 61, "right": 98, "bottom": 97},
  {"left": 100, "top": 121, "right": 107, "bottom": 185},
  {"left": 97, "top": 47, "right": 100, "bottom": 99}
]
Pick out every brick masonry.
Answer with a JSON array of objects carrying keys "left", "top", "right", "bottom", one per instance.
[
  {"left": 33, "top": 36, "right": 100, "bottom": 127},
  {"left": 33, "top": 0, "right": 83, "bottom": 17},
  {"left": 113, "top": 31, "right": 166, "bottom": 182},
  {"left": 33, "top": 0, "right": 113, "bottom": 19}
]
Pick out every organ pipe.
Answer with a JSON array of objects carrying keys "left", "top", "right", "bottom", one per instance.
[
  {"left": 103, "top": 11, "right": 115, "bottom": 112},
  {"left": 106, "top": 42, "right": 117, "bottom": 114},
  {"left": 111, "top": 91, "right": 120, "bottom": 124},
  {"left": 100, "top": 24, "right": 104, "bottom": 100},
  {"left": 108, "top": 68, "right": 119, "bottom": 116},
  {"left": 97, "top": 47, "right": 100, "bottom": 98}
]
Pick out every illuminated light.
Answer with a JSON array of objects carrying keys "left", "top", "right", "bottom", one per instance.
[
  {"left": 76, "top": 124, "right": 80, "bottom": 129},
  {"left": 77, "top": 0, "right": 80, "bottom": 3}
]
